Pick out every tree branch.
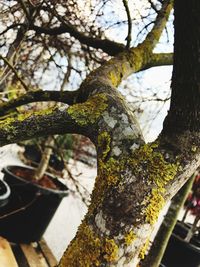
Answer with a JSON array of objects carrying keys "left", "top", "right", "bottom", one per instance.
[
  {"left": 0, "top": 89, "right": 80, "bottom": 116},
  {"left": 31, "top": 24, "right": 125, "bottom": 56},
  {"left": 148, "top": 0, "right": 159, "bottom": 13},
  {"left": 122, "top": 0, "right": 132, "bottom": 48},
  {"left": 0, "top": 23, "right": 25, "bottom": 36},
  {"left": 17, "top": 0, "right": 30, "bottom": 19},
  {"left": 79, "top": 0, "right": 173, "bottom": 91},
  {"left": 140, "top": 0, "right": 173, "bottom": 51},
  {"left": 0, "top": 54, "right": 29, "bottom": 91},
  {"left": 0, "top": 105, "right": 93, "bottom": 146},
  {"left": 142, "top": 52, "right": 173, "bottom": 70}
]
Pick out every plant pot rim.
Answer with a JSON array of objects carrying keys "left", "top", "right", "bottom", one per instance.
[
  {"left": 0, "top": 179, "right": 10, "bottom": 200},
  {"left": 2, "top": 165, "right": 68, "bottom": 196},
  {"left": 172, "top": 233, "right": 200, "bottom": 252}
]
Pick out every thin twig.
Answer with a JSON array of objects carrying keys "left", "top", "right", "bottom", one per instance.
[
  {"left": 0, "top": 23, "right": 25, "bottom": 36},
  {"left": 122, "top": 0, "right": 132, "bottom": 48},
  {"left": 148, "top": 0, "right": 159, "bottom": 12},
  {"left": 18, "top": 0, "right": 30, "bottom": 19},
  {"left": 0, "top": 54, "right": 29, "bottom": 91}
]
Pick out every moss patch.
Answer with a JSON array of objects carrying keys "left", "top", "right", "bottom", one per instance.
[
  {"left": 139, "top": 238, "right": 150, "bottom": 259},
  {"left": 60, "top": 222, "right": 119, "bottom": 267},
  {"left": 104, "top": 238, "right": 119, "bottom": 262},
  {"left": 124, "top": 230, "right": 136, "bottom": 246},
  {"left": 97, "top": 131, "right": 111, "bottom": 160},
  {"left": 89, "top": 157, "right": 121, "bottom": 213},
  {"left": 130, "top": 144, "right": 178, "bottom": 225},
  {"left": 67, "top": 93, "right": 108, "bottom": 126}
]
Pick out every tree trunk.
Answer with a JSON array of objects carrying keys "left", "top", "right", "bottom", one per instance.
[
  {"left": 33, "top": 136, "right": 54, "bottom": 180},
  {"left": 140, "top": 174, "right": 196, "bottom": 267},
  {"left": 58, "top": 1, "right": 200, "bottom": 266},
  {"left": 163, "top": 0, "right": 200, "bottom": 133},
  {"left": 0, "top": 1, "right": 199, "bottom": 266}
]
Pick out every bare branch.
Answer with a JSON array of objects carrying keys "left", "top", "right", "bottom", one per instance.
[
  {"left": 122, "top": 0, "right": 132, "bottom": 48},
  {"left": 0, "top": 89, "right": 80, "bottom": 116},
  {"left": 31, "top": 24, "right": 125, "bottom": 56},
  {"left": 0, "top": 54, "right": 29, "bottom": 91},
  {"left": 142, "top": 52, "right": 173, "bottom": 70},
  {"left": 0, "top": 23, "right": 25, "bottom": 36},
  {"left": 148, "top": 0, "right": 159, "bottom": 12},
  {"left": 141, "top": 0, "right": 173, "bottom": 51},
  {"left": 17, "top": 0, "right": 30, "bottom": 18}
]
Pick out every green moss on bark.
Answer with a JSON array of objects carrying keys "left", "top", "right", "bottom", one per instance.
[
  {"left": 139, "top": 238, "right": 150, "bottom": 259},
  {"left": 124, "top": 230, "right": 137, "bottom": 246},
  {"left": 130, "top": 144, "right": 178, "bottom": 225},
  {"left": 98, "top": 131, "right": 111, "bottom": 160},
  {"left": 59, "top": 221, "right": 119, "bottom": 267},
  {"left": 67, "top": 93, "right": 108, "bottom": 126}
]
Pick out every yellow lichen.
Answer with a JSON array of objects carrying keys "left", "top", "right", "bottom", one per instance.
[
  {"left": 108, "top": 70, "right": 121, "bottom": 87},
  {"left": 90, "top": 142, "right": 178, "bottom": 225},
  {"left": 0, "top": 106, "right": 56, "bottom": 126},
  {"left": 99, "top": 157, "right": 121, "bottom": 186},
  {"left": 60, "top": 222, "right": 118, "bottom": 266},
  {"left": 139, "top": 238, "right": 150, "bottom": 259},
  {"left": 0, "top": 117, "right": 15, "bottom": 127},
  {"left": 98, "top": 131, "right": 111, "bottom": 160},
  {"left": 124, "top": 230, "right": 136, "bottom": 246},
  {"left": 60, "top": 222, "right": 101, "bottom": 267},
  {"left": 130, "top": 143, "right": 178, "bottom": 225},
  {"left": 104, "top": 238, "right": 119, "bottom": 262},
  {"left": 67, "top": 93, "right": 108, "bottom": 126},
  {"left": 89, "top": 157, "right": 121, "bottom": 213},
  {"left": 191, "top": 145, "right": 197, "bottom": 152},
  {"left": 144, "top": 188, "right": 165, "bottom": 225}
]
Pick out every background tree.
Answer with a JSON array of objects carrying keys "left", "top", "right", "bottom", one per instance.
[{"left": 0, "top": 0, "right": 199, "bottom": 266}]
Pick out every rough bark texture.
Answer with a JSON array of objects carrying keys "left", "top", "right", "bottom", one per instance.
[
  {"left": 163, "top": 0, "right": 200, "bottom": 132},
  {"left": 0, "top": 1, "right": 199, "bottom": 266},
  {"left": 58, "top": 1, "right": 200, "bottom": 265},
  {"left": 141, "top": 175, "right": 196, "bottom": 267}
]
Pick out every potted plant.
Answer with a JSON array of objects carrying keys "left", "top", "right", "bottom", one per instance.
[{"left": 0, "top": 135, "right": 69, "bottom": 243}]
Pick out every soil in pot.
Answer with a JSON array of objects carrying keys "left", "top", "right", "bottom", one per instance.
[
  {"left": 0, "top": 165, "right": 68, "bottom": 243},
  {"left": 12, "top": 167, "right": 58, "bottom": 190}
]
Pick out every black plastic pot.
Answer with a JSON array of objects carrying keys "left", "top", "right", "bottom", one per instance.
[
  {"left": 0, "top": 179, "right": 11, "bottom": 208},
  {"left": 0, "top": 165, "right": 68, "bottom": 243},
  {"left": 162, "top": 231, "right": 200, "bottom": 267},
  {"left": 172, "top": 220, "right": 191, "bottom": 239}
]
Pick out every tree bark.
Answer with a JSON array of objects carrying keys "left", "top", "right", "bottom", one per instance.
[
  {"left": 163, "top": 0, "right": 200, "bottom": 133},
  {"left": 33, "top": 136, "right": 54, "bottom": 181},
  {"left": 0, "top": 1, "right": 199, "bottom": 266},
  {"left": 140, "top": 174, "right": 196, "bottom": 267}
]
